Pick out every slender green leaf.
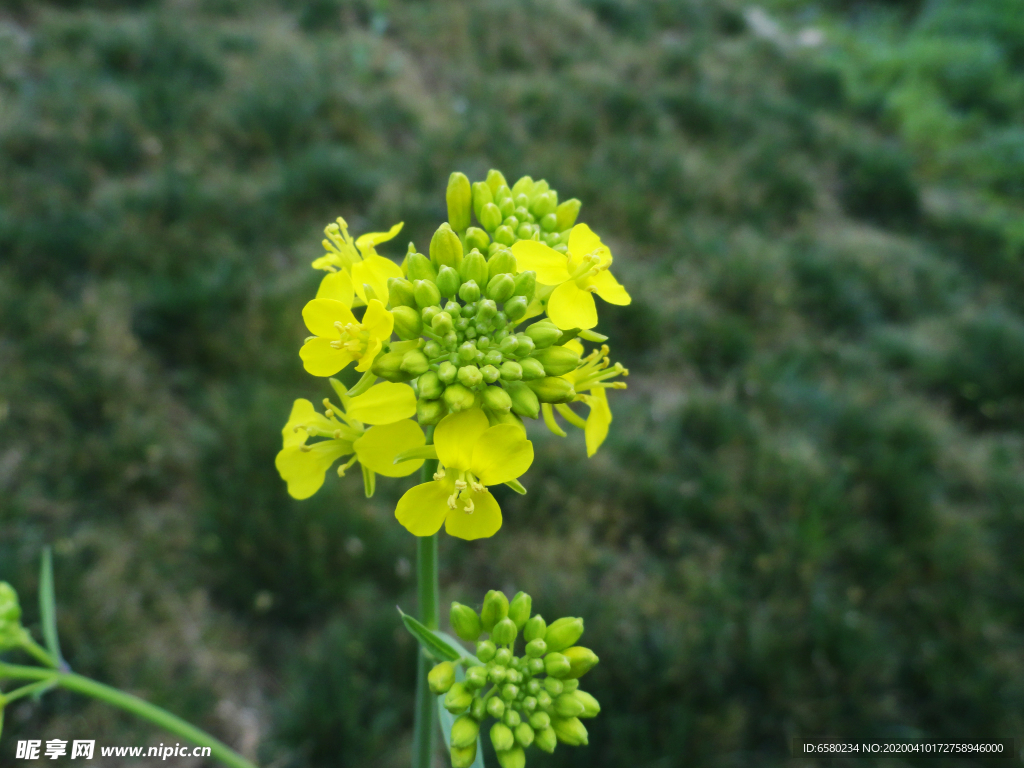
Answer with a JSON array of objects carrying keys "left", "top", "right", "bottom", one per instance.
[
  {"left": 38, "top": 548, "right": 62, "bottom": 667},
  {"left": 397, "top": 608, "right": 479, "bottom": 664},
  {"left": 504, "top": 479, "right": 527, "bottom": 495}
]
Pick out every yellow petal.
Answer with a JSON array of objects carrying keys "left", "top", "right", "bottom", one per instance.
[
  {"left": 316, "top": 270, "right": 355, "bottom": 306},
  {"left": 353, "top": 419, "right": 425, "bottom": 477},
  {"left": 511, "top": 240, "right": 571, "bottom": 285},
  {"left": 352, "top": 256, "right": 403, "bottom": 304},
  {"left": 444, "top": 489, "right": 502, "bottom": 540},
  {"left": 356, "top": 221, "right": 404, "bottom": 249},
  {"left": 311, "top": 254, "right": 336, "bottom": 271},
  {"left": 300, "top": 338, "right": 354, "bottom": 377},
  {"left": 395, "top": 479, "right": 453, "bottom": 536},
  {"left": 470, "top": 425, "right": 534, "bottom": 485},
  {"left": 547, "top": 281, "right": 598, "bottom": 330},
  {"left": 435, "top": 407, "right": 489, "bottom": 470},
  {"left": 275, "top": 440, "right": 352, "bottom": 500},
  {"left": 346, "top": 382, "right": 418, "bottom": 424},
  {"left": 303, "top": 298, "right": 356, "bottom": 338},
  {"left": 282, "top": 399, "right": 332, "bottom": 448},
  {"left": 361, "top": 298, "right": 395, "bottom": 340},
  {"left": 563, "top": 339, "right": 585, "bottom": 356},
  {"left": 355, "top": 337, "right": 383, "bottom": 372},
  {"left": 588, "top": 269, "right": 631, "bottom": 306},
  {"left": 584, "top": 388, "right": 612, "bottom": 457},
  {"left": 568, "top": 223, "right": 612, "bottom": 268}
]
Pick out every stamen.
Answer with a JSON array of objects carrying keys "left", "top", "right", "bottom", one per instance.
[
  {"left": 300, "top": 445, "right": 312, "bottom": 452},
  {"left": 463, "top": 498, "right": 475, "bottom": 514},
  {"left": 447, "top": 493, "right": 459, "bottom": 510},
  {"left": 330, "top": 340, "right": 343, "bottom": 349},
  {"left": 433, "top": 468, "right": 446, "bottom": 481},
  {"left": 454, "top": 479, "right": 468, "bottom": 491}
]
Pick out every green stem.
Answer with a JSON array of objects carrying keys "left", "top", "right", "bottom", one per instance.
[
  {"left": 1, "top": 679, "right": 57, "bottom": 705},
  {"left": 412, "top": 426, "right": 439, "bottom": 768},
  {"left": 0, "top": 663, "right": 256, "bottom": 768},
  {"left": 20, "top": 639, "right": 57, "bottom": 669}
]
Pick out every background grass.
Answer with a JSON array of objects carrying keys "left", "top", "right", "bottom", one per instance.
[{"left": 1, "top": 0, "right": 1023, "bottom": 766}]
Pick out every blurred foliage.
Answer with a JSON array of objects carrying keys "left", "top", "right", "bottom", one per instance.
[{"left": 1, "top": 0, "right": 1023, "bottom": 766}]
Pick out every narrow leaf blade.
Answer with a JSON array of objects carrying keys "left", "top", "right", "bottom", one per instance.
[
  {"left": 38, "top": 547, "right": 63, "bottom": 666},
  {"left": 398, "top": 608, "right": 462, "bottom": 662},
  {"left": 504, "top": 479, "right": 527, "bottom": 495}
]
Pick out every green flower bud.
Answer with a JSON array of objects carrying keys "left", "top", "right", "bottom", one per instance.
[
  {"left": 535, "top": 726, "right": 558, "bottom": 754},
  {"left": 431, "top": 311, "right": 454, "bottom": 335},
  {"left": 444, "top": 681, "right": 474, "bottom": 714},
  {"left": 499, "top": 361, "right": 523, "bottom": 381},
  {"left": 503, "top": 709, "right": 521, "bottom": 728},
  {"left": 487, "top": 696, "right": 506, "bottom": 719},
  {"left": 536, "top": 690, "right": 553, "bottom": 710},
  {"left": 447, "top": 172, "right": 472, "bottom": 231},
  {"left": 477, "top": 299, "right": 498, "bottom": 324},
  {"left": 496, "top": 747, "right": 525, "bottom": 768},
  {"left": 540, "top": 212, "right": 559, "bottom": 232},
  {"left": 511, "top": 175, "right": 534, "bottom": 198},
  {"left": 371, "top": 351, "right": 413, "bottom": 382},
  {"left": 563, "top": 646, "right": 599, "bottom": 679},
  {"left": 498, "top": 335, "right": 519, "bottom": 356},
  {"left": 533, "top": 346, "right": 581, "bottom": 376},
  {"left": 490, "top": 722, "right": 515, "bottom": 752},
  {"left": 388, "top": 277, "right": 417, "bottom": 308},
  {"left": 472, "top": 180, "right": 493, "bottom": 219},
  {"left": 515, "top": 722, "right": 535, "bottom": 748},
  {"left": 573, "top": 690, "right": 601, "bottom": 718},
  {"left": 471, "top": 696, "right": 487, "bottom": 720},
  {"left": 417, "top": 398, "right": 447, "bottom": 425},
  {"left": 457, "top": 279, "right": 481, "bottom": 303},
  {"left": 391, "top": 306, "right": 422, "bottom": 340},
  {"left": 530, "top": 191, "right": 558, "bottom": 217},
  {"left": 494, "top": 647, "right": 513, "bottom": 666},
  {"left": 505, "top": 381, "right": 540, "bottom": 419},
  {"left": 481, "top": 364, "right": 500, "bottom": 384},
  {"left": 489, "top": 665, "right": 507, "bottom": 684},
  {"left": 482, "top": 349, "right": 503, "bottom": 367},
  {"left": 422, "top": 306, "right": 440, "bottom": 325},
  {"left": 523, "top": 696, "right": 537, "bottom": 712},
  {"left": 508, "top": 592, "right": 532, "bottom": 630},
  {"left": 480, "top": 590, "right": 509, "bottom": 631},
  {"left": 544, "top": 617, "right": 584, "bottom": 652},
  {"left": 525, "top": 638, "right": 547, "bottom": 658},
  {"left": 562, "top": 678, "right": 579, "bottom": 693},
  {"left": 504, "top": 295, "right": 528, "bottom": 323},
  {"left": 450, "top": 743, "right": 478, "bottom": 768},
  {"left": 457, "top": 364, "right": 482, "bottom": 388},
  {"left": 406, "top": 252, "right": 437, "bottom": 282},
  {"left": 504, "top": 217, "right": 520, "bottom": 233},
  {"left": 524, "top": 615, "right": 546, "bottom": 642},
  {"left": 498, "top": 196, "right": 515, "bottom": 218},
  {"left": 428, "top": 661, "right": 456, "bottom": 694},
  {"left": 513, "top": 334, "right": 535, "bottom": 356},
  {"left": 516, "top": 223, "right": 535, "bottom": 240},
  {"left": 444, "top": 383, "right": 476, "bottom": 412},
  {"left": 492, "top": 617, "right": 517, "bottom": 646},
  {"left": 451, "top": 713, "right": 480, "bottom": 749},
  {"left": 526, "top": 377, "right": 576, "bottom": 404},
  {"left": 488, "top": 249, "right": 517, "bottom": 279},
  {"left": 438, "top": 361, "right": 458, "bottom": 384},
  {"left": 494, "top": 225, "right": 515, "bottom": 246},
  {"left": 459, "top": 249, "right": 489, "bottom": 285},
  {"left": 501, "top": 683, "right": 519, "bottom": 702},
  {"left": 524, "top": 321, "right": 560, "bottom": 349},
  {"left": 552, "top": 716, "right": 588, "bottom": 746},
  {"left": 555, "top": 198, "right": 581, "bottom": 231},
  {"left": 486, "top": 273, "right": 516, "bottom": 303},
  {"left": 414, "top": 279, "right": 442, "bottom": 308},
  {"left": 514, "top": 202, "right": 528, "bottom": 218},
  {"left": 519, "top": 358, "right": 546, "bottom": 381},
  {"left": 531, "top": 178, "right": 550, "bottom": 196},
  {"left": 544, "top": 677, "right": 564, "bottom": 697},
  {"left": 479, "top": 202, "right": 503, "bottom": 232},
  {"left": 481, "top": 385, "right": 512, "bottom": 414},
  {"left": 530, "top": 711, "right": 551, "bottom": 730},
  {"left": 436, "top": 265, "right": 462, "bottom": 298},
  {"left": 487, "top": 169, "right": 509, "bottom": 195},
  {"left": 465, "top": 227, "right": 490, "bottom": 253},
  {"left": 528, "top": 657, "right": 545, "bottom": 675},
  {"left": 401, "top": 350, "right": 430, "bottom": 376},
  {"left": 465, "top": 665, "right": 489, "bottom": 690},
  {"left": 544, "top": 653, "right": 571, "bottom": 678},
  {"left": 553, "top": 693, "right": 585, "bottom": 718},
  {"left": 431, "top": 222, "right": 465, "bottom": 270},
  {"left": 476, "top": 640, "right": 496, "bottom": 662},
  {"left": 450, "top": 602, "right": 483, "bottom": 642},
  {"left": 526, "top": 680, "right": 541, "bottom": 696},
  {"left": 0, "top": 584, "right": 19, "bottom": 626}
]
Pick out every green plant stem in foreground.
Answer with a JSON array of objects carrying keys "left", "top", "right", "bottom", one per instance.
[
  {"left": 0, "top": 663, "right": 257, "bottom": 768},
  {"left": 412, "top": 427, "right": 440, "bottom": 768}
]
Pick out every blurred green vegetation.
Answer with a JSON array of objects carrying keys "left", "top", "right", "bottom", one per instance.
[{"left": 1, "top": 0, "right": 1023, "bottom": 766}]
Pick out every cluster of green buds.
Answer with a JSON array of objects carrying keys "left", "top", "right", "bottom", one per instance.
[
  {"left": 0, "top": 583, "right": 28, "bottom": 652},
  {"left": 429, "top": 590, "right": 599, "bottom": 768}
]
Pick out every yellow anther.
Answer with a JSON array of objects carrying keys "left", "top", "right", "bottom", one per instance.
[
  {"left": 300, "top": 445, "right": 312, "bottom": 452},
  {"left": 463, "top": 498, "right": 475, "bottom": 514}
]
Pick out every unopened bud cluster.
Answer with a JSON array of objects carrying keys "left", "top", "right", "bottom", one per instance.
[
  {"left": 429, "top": 590, "right": 600, "bottom": 768},
  {"left": 0, "top": 582, "right": 27, "bottom": 651},
  {"left": 376, "top": 231, "right": 579, "bottom": 425}
]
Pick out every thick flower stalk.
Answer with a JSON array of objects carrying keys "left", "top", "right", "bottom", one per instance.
[{"left": 429, "top": 590, "right": 601, "bottom": 768}]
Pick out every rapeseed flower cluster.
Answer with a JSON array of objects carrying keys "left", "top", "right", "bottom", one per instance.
[{"left": 276, "top": 169, "right": 630, "bottom": 540}]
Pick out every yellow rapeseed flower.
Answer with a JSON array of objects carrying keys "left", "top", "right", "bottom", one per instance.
[
  {"left": 313, "top": 217, "right": 404, "bottom": 306},
  {"left": 299, "top": 298, "right": 393, "bottom": 377},
  {"left": 275, "top": 382, "right": 425, "bottom": 499},
  {"left": 395, "top": 408, "right": 533, "bottom": 540},
  {"left": 511, "top": 223, "right": 630, "bottom": 330}
]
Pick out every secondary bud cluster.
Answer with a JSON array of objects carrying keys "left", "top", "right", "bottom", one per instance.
[
  {"left": 429, "top": 590, "right": 600, "bottom": 768},
  {"left": 377, "top": 228, "right": 580, "bottom": 425},
  {"left": 0, "top": 582, "right": 27, "bottom": 651}
]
